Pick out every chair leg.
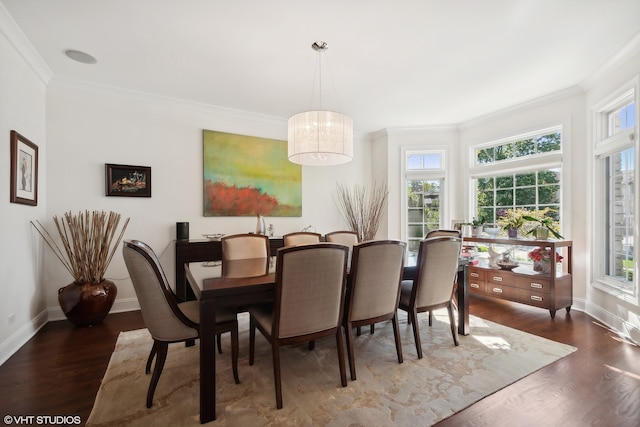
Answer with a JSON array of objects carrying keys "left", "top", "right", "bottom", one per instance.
[
  {"left": 146, "top": 341, "right": 168, "bottom": 408},
  {"left": 272, "top": 343, "right": 283, "bottom": 409},
  {"left": 230, "top": 325, "right": 240, "bottom": 384},
  {"left": 249, "top": 316, "right": 256, "bottom": 366},
  {"left": 308, "top": 340, "right": 315, "bottom": 350},
  {"left": 447, "top": 301, "right": 459, "bottom": 346},
  {"left": 356, "top": 326, "right": 361, "bottom": 336},
  {"left": 145, "top": 341, "right": 158, "bottom": 374},
  {"left": 344, "top": 323, "right": 357, "bottom": 381},
  {"left": 217, "top": 333, "right": 223, "bottom": 353},
  {"left": 336, "top": 327, "right": 348, "bottom": 387},
  {"left": 428, "top": 311, "right": 433, "bottom": 326},
  {"left": 410, "top": 309, "right": 423, "bottom": 359},
  {"left": 392, "top": 314, "right": 404, "bottom": 364},
  {"left": 370, "top": 324, "right": 375, "bottom": 334}
]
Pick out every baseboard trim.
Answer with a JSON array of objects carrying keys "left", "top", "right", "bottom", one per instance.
[
  {"left": 0, "top": 310, "right": 48, "bottom": 366},
  {"left": 1, "top": 298, "right": 140, "bottom": 366},
  {"left": 585, "top": 301, "right": 640, "bottom": 346},
  {"left": 46, "top": 297, "right": 140, "bottom": 322}
]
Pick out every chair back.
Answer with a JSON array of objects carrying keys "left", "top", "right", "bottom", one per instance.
[
  {"left": 283, "top": 231, "right": 322, "bottom": 247},
  {"left": 274, "top": 243, "right": 348, "bottom": 339},
  {"left": 122, "top": 240, "right": 198, "bottom": 342},
  {"left": 411, "top": 236, "right": 462, "bottom": 309},
  {"left": 325, "top": 231, "right": 359, "bottom": 247},
  {"left": 347, "top": 240, "right": 406, "bottom": 322},
  {"left": 221, "top": 233, "right": 270, "bottom": 260},
  {"left": 221, "top": 234, "right": 270, "bottom": 277},
  {"left": 425, "top": 229, "right": 461, "bottom": 238}
]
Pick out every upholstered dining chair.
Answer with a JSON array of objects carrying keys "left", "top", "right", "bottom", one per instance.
[
  {"left": 122, "top": 240, "right": 240, "bottom": 408},
  {"left": 423, "top": 229, "right": 462, "bottom": 325},
  {"left": 248, "top": 243, "right": 349, "bottom": 409},
  {"left": 325, "top": 230, "right": 359, "bottom": 246},
  {"left": 221, "top": 233, "right": 270, "bottom": 278},
  {"left": 398, "top": 236, "right": 462, "bottom": 359},
  {"left": 282, "top": 231, "right": 322, "bottom": 247},
  {"left": 343, "top": 240, "right": 406, "bottom": 380},
  {"left": 425, "top": 229, "right": 461, "bottom": 238}
]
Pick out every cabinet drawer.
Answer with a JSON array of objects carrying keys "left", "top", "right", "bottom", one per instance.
[
  {"left": 468, "top": 268, "right": 486, "bottom": 282},
  {"left": 487, "top": 270, "right": 513, "bottom": 285},
  {"left": 486, "top": 284, "right": 519, "bottom": 300},
  {"left": 515, "top": 289, "right": 549, "bottom": 309},
  {"left": 511, "top": 276, "right": 551, "bottom": 293},
  {"left": 469, "top": 281, "right": 485, "bottom": 294}
]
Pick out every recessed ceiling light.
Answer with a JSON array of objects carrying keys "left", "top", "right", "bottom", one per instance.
[{"left": 64, "top": 49, "right": 97, "bottom": 64}]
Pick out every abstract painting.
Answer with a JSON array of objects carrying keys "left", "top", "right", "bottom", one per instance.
[{"left": 203, "top": 130, "right": 302, "bottom": 216}]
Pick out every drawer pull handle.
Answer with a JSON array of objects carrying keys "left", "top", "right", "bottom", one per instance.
[
  {"left": 470, "top": 272, "right": 480, "bottom": 278},
  {"left": 530, "top": 295, "right": 543, "bottom": 301},
  {"left": 530, "top": 282, "right": 543, "bottom": 289},
  {"left": 492, "top": 276, "right": 503, "bottom": 282},
  {"left": 470, "top": 283, "right": 480, "bottom": 288},
  {"left": 492, "top": 287, "right": 503, "bottom": 293}
]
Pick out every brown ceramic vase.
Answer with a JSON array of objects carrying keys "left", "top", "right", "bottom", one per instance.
[{"left": 58, "top": 280, "right": 117, "bottom": 327}]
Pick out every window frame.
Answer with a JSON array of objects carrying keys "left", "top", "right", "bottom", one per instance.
[
  {"left": 401, "top": 148, "right": 448, "bottom": 251},
  {"left": 591, "top": 77, "right": 639, "bottom": 300}
]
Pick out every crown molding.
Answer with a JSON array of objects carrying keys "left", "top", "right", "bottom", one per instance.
[
  {"left": 581, "top": 32, "right": 640, "bottom": 90},
  {"left": 0, "top": 3, "right": 53, "bottom": 84}
]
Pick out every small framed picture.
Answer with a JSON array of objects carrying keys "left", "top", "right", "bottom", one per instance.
[
  {"left": 10, "top": 130, "right": 38, "bottom": 206},
  {"left": 105, "top": 164, "right": 151, "bottom": 197},
  {"left": 451, "top": 220, "right": 465, "bottom": 231}
]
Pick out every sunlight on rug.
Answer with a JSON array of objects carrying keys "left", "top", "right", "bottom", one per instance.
[{"left": 87, "top": 312, "right": 576, "bottom": 426}]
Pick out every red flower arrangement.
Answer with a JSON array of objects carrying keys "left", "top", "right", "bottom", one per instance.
[{"left": 528, "top": 247, "right": 563, "bottom": 263}]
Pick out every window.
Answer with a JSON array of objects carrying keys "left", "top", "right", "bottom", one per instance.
[
  {"left": 405, "top": 151, "right": 445, "bottom": 262},
  {"left": 471, "top": 128, "right": 563, "bottom": 228},
  {"left": 594, "top": 85, "right": 637, "bottom": 296}
]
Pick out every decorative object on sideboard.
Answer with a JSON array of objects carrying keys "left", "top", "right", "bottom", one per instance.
[
  {"left": 470, "top": 216, "right": 486, "bottom": 237},
  {"left": 497, "top": 208, "right": 528, "bottom": 239},
  {"left": 31, "top": 211, "right": 129, "bottom": 327},
  {"left": 335, "top": 182, "right": 388, "bottom": 242},
  {"left": 287, "top": 41, "right": 353, "bottom": 166},
  {"left": 522, "top": 208, "right": 564, "bottom": 240},
  {"left": 528, "top": 246, "right": 563, "bottom": 274},
  {"left": 176, "top": 222, "right": 189, "bottom": 240},
  {"left": 9, "top": 130, "right": 38, "bottom": 206},
  {"left": 105, "top": 164, "right": 151, "bottom": 197},
  {"left": 255, "top": 215, "right": 266, "bottom": 235}
]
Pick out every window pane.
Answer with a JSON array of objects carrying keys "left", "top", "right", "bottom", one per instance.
[
  {"left": 476, "top": 131, "right": 561, "bottom": 164},
  {"left": 407, "top": 179, "right": 442, "bottom": 262},
  {"left": 605, "top": 147, "right": 634, "bottom": 285},
  {"left": 407, "top": 153, "right": 442, "bottom": 170}
]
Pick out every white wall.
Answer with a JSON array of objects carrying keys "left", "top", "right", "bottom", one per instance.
[
  {"left": 44, "top": 81, "right": 370, "bottom": 315},
  {"left": 0, "top": 22, "right": 48, "bottom": 364}
]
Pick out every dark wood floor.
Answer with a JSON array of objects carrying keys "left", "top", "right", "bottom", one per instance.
[{"left": 1, "top": 296, "right": 638, "bottom": 426}]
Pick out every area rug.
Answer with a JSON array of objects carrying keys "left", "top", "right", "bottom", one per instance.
[{"left": 87, "top": 312, "right": 576, "bottom": 426}]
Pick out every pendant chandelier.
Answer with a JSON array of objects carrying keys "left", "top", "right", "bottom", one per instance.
[{"left": 288, "top": 41, "right": 353, "bottom": 166}]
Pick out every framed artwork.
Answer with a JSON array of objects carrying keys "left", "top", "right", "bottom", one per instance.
[
  {"left": 203, "top": 130, "right": 302, "bottom": 216},
  {"left": 105, "top": 164, "right": 151, "bottom": 197},
  {"left": 451, "top": 220, "right": 465, "bottom": 231},
  {"left": 10, "top": 130, "right": 38, "bottom": 206}
]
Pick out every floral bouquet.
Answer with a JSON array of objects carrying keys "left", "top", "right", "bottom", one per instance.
[{"left": 528, "top": 247, "right": 563, "bottom": 273}]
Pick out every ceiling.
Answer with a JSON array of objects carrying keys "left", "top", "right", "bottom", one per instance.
[{"left": 2, "top": 0, "right": 640, "bottom": 134}]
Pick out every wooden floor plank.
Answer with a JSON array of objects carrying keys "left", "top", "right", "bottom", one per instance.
[{"left": 0, "top": 298, "right": 638, "bottom": 426}]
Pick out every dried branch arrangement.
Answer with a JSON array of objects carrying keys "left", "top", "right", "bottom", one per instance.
[
  {"left": 31, "top": 210, "right": 130, "bottom": 284},
  {"left": 335, "top": 182, "right": 388, "bottom": 242}
]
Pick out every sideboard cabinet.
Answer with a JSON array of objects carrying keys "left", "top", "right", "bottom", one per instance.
[{"left": 463, "top": 237, "right": 572, "bottom": 318}]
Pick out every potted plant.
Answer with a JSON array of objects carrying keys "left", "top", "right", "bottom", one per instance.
[
  {"left": 470, "top": 216, "right": 486, "bottom": 237},
  {"left": 32, "top": 210, "right": 129, "bottom": 327},
  {"left": 497, "top": 208, "right": 528, "bottom": 238},
  {"left": 528, "top": 247, "right": 563, "bottom": 273},
  {"left": 522, "top": 208, "right": 563, "bottom": 240}
]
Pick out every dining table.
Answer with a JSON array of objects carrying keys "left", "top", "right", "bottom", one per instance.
[{"left": 185, "top": 257, "right": 469, "bottom": 423}]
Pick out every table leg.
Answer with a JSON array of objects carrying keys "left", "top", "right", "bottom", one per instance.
[
  {"left": 457, "top": 265, "right": 470, "bottom": 336},
  {"left": 200, "top": 298, "right": 216, "bottom": 423}
]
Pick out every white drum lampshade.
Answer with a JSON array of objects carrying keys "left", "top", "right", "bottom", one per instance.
[{"left": 288, "top": 110, "right": 353, "bottom": 166}]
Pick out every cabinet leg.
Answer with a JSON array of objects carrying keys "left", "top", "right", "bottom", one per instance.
[
  {"left": 550, "top": 310, "right": 556, "bottom": 319},
  {"left": 566, "top": 306, "right": 571, "bottom": 313}
]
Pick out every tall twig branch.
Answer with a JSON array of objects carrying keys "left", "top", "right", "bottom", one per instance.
[{"left": 335, "top": 182, "right": 388, "bottom": 242}]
